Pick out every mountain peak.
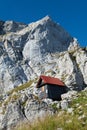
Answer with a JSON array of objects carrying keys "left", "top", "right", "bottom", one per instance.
[
  {"left": 23, "top": 16, "right": 73, "bottom": 62},
  {"left": 29, "top": 15, "right": 54, "bottom": 28},
  {"left": 40, "top": 15, "right": 52, "bottom": 22},
  {"left": 0, "top": 16, "right": 87, "bottom": 130},
  {"left": 0, "top": 16, "right": 86, "bottom": 95}
]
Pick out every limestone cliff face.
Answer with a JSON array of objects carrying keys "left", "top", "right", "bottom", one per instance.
[
  {"left": 22, "top": 16, "right": 73, "bottom": 63},
  {"left": 0, "top": 16, "right": 87, "bottom": 130},
  {"left": 0, "top": 20, "right": 27, "bottom": 34},
  {"left": 0, "top": 16, "right": 86, "bottom": 93}
]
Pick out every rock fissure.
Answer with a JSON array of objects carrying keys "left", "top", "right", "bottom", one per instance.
[{"left": 0, "top": 16, "right": 87, "bottom": 130}]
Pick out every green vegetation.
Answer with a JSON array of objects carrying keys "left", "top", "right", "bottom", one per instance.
[
  {"left": 1, "top": 80, "right": 33, "bottom": 114},
  {"left": 70, "top": 90, "right": 87, "bottom": 116},
  {"left": 8, "top": 80, "right": 33, "bottom": 95},
  {"left": 45, "top": 70, "right": 56, "bottom": 76},
  {"left": 51, "top": 103, "right": 58, "bottom": 112},
  {"left": 15, "top": 90, "right": 87, "bottom": 130},
  {"left": 4, "top": 80, "right": 33, "bottom": 107},
  {"left": 0, "top": 95, "right": 3, "bottom": 107},
  {"left": 15, "top": 113, "right": 87, "bottom": 130},
  {"left": 2, "top": 92, "right": 21, "bottom": 114},
  {"left": 0, "top": 102, "right": 2, "bottom": 107},
  {"left": 61, "top": 74, "right": 68, "bottom": 82}
]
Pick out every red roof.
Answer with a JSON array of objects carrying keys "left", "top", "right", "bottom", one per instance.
[{"left": 36, "top": 75, "right": 65, "bottom": 87}]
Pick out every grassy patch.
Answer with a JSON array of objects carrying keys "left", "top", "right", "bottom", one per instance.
[
  {"left": 70, "top": 90, "right": 87, "bottom": 117},
  {"left": 8, "top": 80, "right": 33, "bottom": 95},
  {"left": 1, "top": 80, "right": 34, "bottom": 114},
  {"left": 0, "top": 102, "right": 2, "bottom": 107},
  {"left": 15, "top": 90, "right": 87, "bottom": 130},
  {"left": 15, "top": 113, "right": 87, "bottom": 130}
]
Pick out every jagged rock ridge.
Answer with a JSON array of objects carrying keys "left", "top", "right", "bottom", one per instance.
[
  {"left": 0, "top": 20, "right": 27, "bottom": 34},
  {"left": 0, "top": 16, "right": 86, "bottom": 93},
  {"left": 0, "top": 16, "right": 87, "bottom": 130}
]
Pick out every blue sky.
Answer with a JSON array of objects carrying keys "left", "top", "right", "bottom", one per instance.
[{"left": 0, "top": 0, "right": 87, "bottom": 47}]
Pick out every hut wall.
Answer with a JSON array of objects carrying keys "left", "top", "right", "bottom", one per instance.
[{"left": 47, "top": 84, "right": 66, "bottom": 100}]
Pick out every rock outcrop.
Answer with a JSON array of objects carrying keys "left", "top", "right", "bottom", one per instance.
[
  {"left": 0, "top": 16, "right": 86, "bottom": 93},
  {"left": 0, "top": 16, "right": 87, "bottom": 130},
  {"left": 0, "top": 20, "right": 27, "bottom": 35},
  {"left": 1, "top": 102, "right": 25, "bottom": 130},
  {"left": 0, "top": 85, "right": 78, "bottom": 130}
]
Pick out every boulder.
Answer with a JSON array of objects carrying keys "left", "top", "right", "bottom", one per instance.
[
  {"left": 1, "top": 102, "right": 25, "bottom": 130},
  {"left": 24, "top": 99, "right": 53, "bottom": 122}
]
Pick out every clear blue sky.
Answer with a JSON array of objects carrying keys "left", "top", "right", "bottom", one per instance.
[{"left": 0, "top": 0, "right": 87, "bottom": 47}]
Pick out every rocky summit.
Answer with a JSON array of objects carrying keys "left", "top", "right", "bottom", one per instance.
[
  {"left": 0, "top": 16, "right": 86, "bottom": 93},
  {"left": 0, "top": 16, "right": 87, "bottom": 130}
]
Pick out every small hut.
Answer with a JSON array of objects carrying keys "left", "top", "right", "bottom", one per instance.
[{"left": 36, "top": 75, "right": 66, "bottom": 101}]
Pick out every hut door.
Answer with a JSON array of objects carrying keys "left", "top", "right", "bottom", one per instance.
[
  {"left": 41, "top": 86, "right": 47, "bottom": 98},
  {"left": 41, "top": 86, "right": 44, "bottom": 92}
]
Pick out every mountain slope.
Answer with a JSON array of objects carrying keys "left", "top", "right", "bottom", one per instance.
[
  {"left": 14, "top": 89, "right": 87, "bottom": 130},
  {"left": 0, "top": 16, "right": 87, "bottom": 130},
  {"left": 0, "top": 16, "right": 86, "bottom": 93}
]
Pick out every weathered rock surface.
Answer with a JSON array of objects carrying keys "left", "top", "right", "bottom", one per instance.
[
  {"left": 23, "top": 16, "right": 73, "bottom": 63},
  {"left": 0, "top": 16, "right": 86, "bottom": 93},
  {"left": 1, "top": 102, "right": 25, "bottom": 130},
  {"left": 0, "top": 20, "right": 27, "bottom": 35},
  {"left": 0, "top": 79, "right": 86, "bottom": 130},
  {"left": 24, "top": 99, "right": 53, "bottom": 122},
  {"left": 0, "top": 16, "right": 87, "bottom": 130},
  {"left": 0, "top": 91, "right": 55, "bottom": 130}
]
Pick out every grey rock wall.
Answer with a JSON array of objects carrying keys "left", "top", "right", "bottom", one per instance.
[{"left": 0, "top": 16, "right": 86, "bottom": 93}]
